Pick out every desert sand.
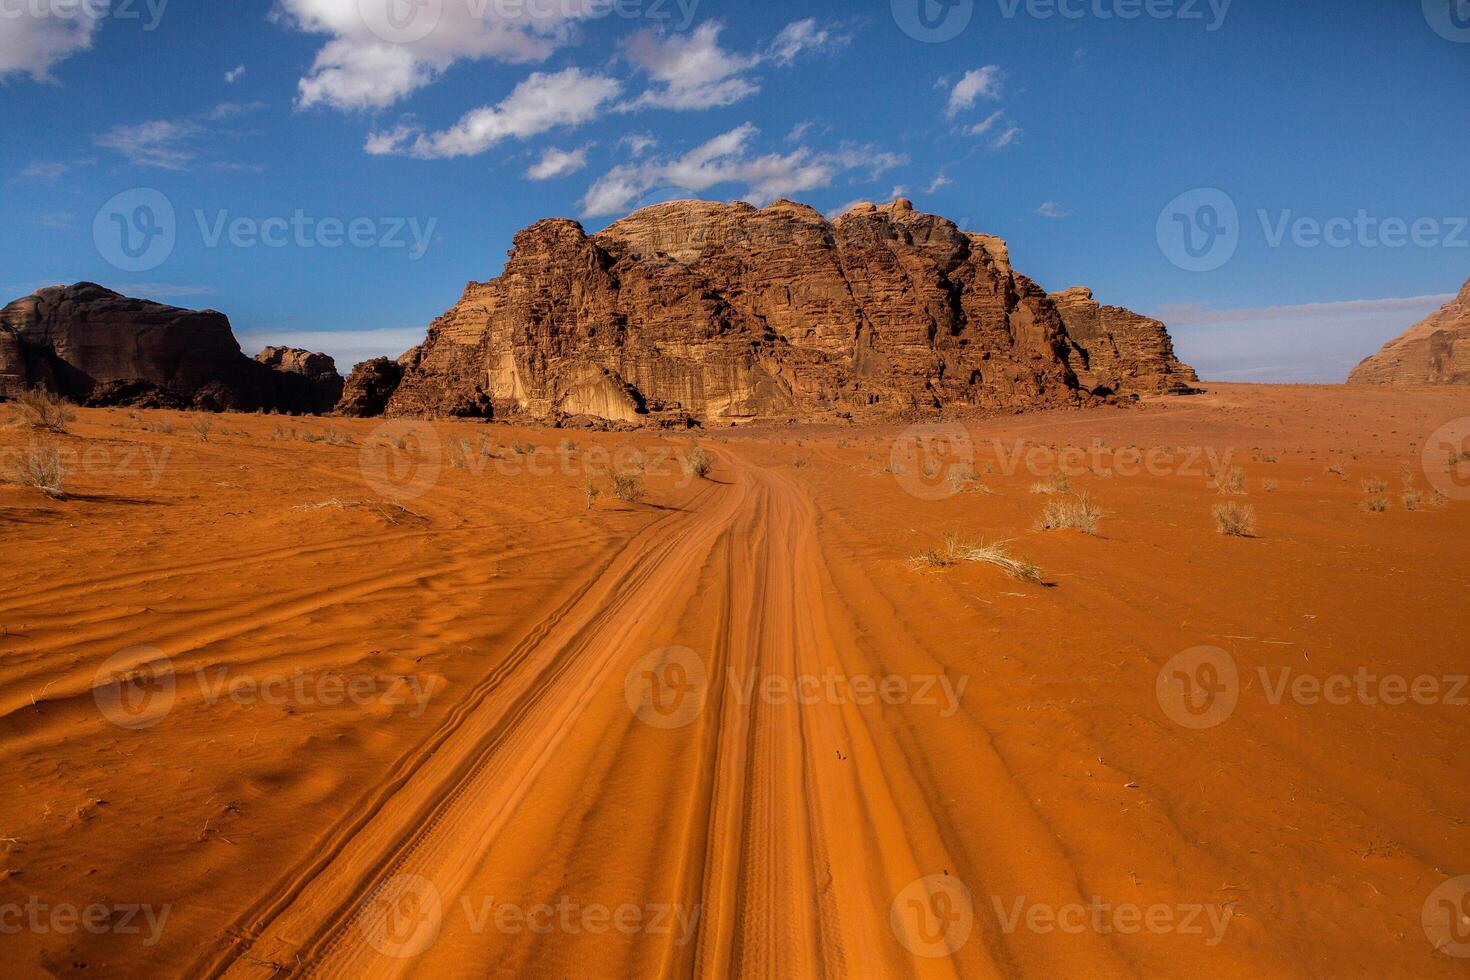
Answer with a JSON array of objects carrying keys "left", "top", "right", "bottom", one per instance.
[{"left": 2, "top": 383, "right": 1469, "bottom": 978}]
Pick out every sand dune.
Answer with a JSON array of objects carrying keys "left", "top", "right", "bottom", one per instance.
[{"left": 2, "top": 384, "right": 1468, "bottom": 977}]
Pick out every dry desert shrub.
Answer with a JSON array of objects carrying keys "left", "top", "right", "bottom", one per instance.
[
  {"left": 612, "top": 472, "right": 645, "bottom": 504},
  {"left": 684, "top": 444, "right": 715, "bottom": 479},
  {"left": 1360, "top": 478, "right": 1387, "bottom": 494},
  {"left": 1030, "top": 472, "right": 1072, "bottom": 495},
  {"left": 584, "top": 476, "right": 601, "bottom": 510},
  {"left": 192, "top": 416, "right": 214, "bottom": 442},
  {"left": 1212, "top": 502, "right": 1256, "bottom": 537},
  {"left": 14, "top": 388, "right": 75, "bottom": 433},
  {"left": 1212, "top": 466, "right": 1246, "bottom": 494},
  {"left": 1262, "top": 479, "right": 1278, "bottom": 492},
  {"left": 1362, "top": 495, "right": 1389, "bottom": 513},
  {"left": 791, "top": 455, "right": 810, "bottom": 469},
  {"left": 1037, "top": 492, "right": 1102, "bottom": 535},
  {"left": 1402, "top": 490, "right": 1422, "bottom": 511},
  {"left": 12, "top": 442, "right": 67, "bottom": 499},
  {"left": 910, "top": 532, "right": 1044, "bottom": 583}
]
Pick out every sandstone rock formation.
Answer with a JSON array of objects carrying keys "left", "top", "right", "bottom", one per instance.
[
  {"left": 1348, "top": 277, "right": 1470, "bottom": 385},
  {"left": 382, "top": 199, "right": 1194, "bottom": 424},
  {"left": 0, "top": 283, "right": 341, "bottom": 412},
  {"left": 336, "top": 357, "right": 406, "bottom": 417},
  {"left": 1050, "top": 286, "right": 1200, "bottom": 395},
  {"left": 256, "top": 346, "right": 344, "bottom": 414}
]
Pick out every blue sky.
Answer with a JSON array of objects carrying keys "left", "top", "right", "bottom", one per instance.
[{"left": 1, "top": 0, "right": 1466, "bottom": 381}]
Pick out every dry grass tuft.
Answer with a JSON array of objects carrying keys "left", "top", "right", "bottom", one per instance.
[
  {"left": 1212, "top": 502, "right": 1256, "bottom": 537},
  {"left": 12, "top": 442, "right": 67, "bottom": 499},
  {"left": 192, "top": 416, "right": 214, "bottom": 442},
  {"left": 910, "top": 532, "right": 1045, "bottom": 583},
  {"left": 684, "top": 444, "right": 715, "bottom": 480},
  {"left": 1212, "top": 466, "right": 1246, "bottom": 494},
  {"left": 1037, "top": 492, "right": 1102, "bottom": 535},
  {"left": 14, "top": 388, "right": 75, "bottom": 433},
  {"left": 1030, "top": 472, "right": 1073, "bottom": 495},
  {"left": 1362, "top": 495, "right": 1389, "bottom": 513},
  {"left": 1360, "top": 478, "right": 1387, "bottom": 494},
  {"left": 612, "top": 472, "right": 645, "bottom": 504}
]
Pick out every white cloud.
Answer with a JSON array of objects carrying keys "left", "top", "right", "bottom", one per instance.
[
  {"left": 768, "top": 18, "right": 848, "bottom": 64},
  {"left": 946, "top": 66, "right": 1003, "bottom": 118},
  {"left": 19, "top": 160, "right": 74, "bottom": 182},
  {"left": 925, "top": 174, "right": 951, "bottom": 193},
  {"left": 990, "top": 125, "right": 1022, "bottom": 150},
  {"left": 963, "top": 110, "right": 1005, "bottom": 136},
  {"left": 622, "top": 22, "right": 760, "bottom": 111},
  {"left": 526, "top": 146, "right": 589, "bottom": 180},
  {"left": 94, "top": 119, "right": 207, "bottom": 170},
  {"left": 1035, "top": 201, "right": 1070, "bottom": 219},
  {"left": 0, "top": 6, "right": 102, "bottom": 81},
  {"left": 618, "top": 132, "right": 658, "bottom": 157},
  {"left": 623, "top": 19, "right": 846, "bottom": 112},
  {"left": 367, "top": 68, "right": 621, "bottom": 159},
  {"left": 277, "top": 0, "right": 581, "bottom": 110},
  {"left": 92, "top": 103, "right": 264, "bottom": 170},
  {"left": 581, "top": 124, "right": 905, "bottom": 217},
  {"left": 224, "top": 64, "right": 246, "bottom": 83},
  {"left": 237, "top": 326, "right": 427, "bottom": 371},
  {"left": 1158, "top": 294, "right": 1455, "bottom": 384}
]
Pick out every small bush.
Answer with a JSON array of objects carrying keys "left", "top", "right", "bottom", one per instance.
[
  {"left": 13, "top": 442, "right": 67, "bottom": 499},
  {"left": 14, "top": 388, "right": 75, "bottom": 433},
  {"left": 612, "top": 472, "right": 645, "bottom": 504},
  {"left": 910, "top": 532, "right": 1044, "bottom": 583},
  {"left": 1212, "top": 502, "right": 1256, "bottom": 537},
  {"left": 1030, "top": 472, "right": 1072, "bottom": 495},
  {"left": 684, "top": 445, "right": 715, "bottom": 479},
  {"left": 584, "top": 477, "right": 601, "bottom": 510},
  {"left": 791, "top": 455, "right": 810, "bottom": 469},
  {"left": 1262, "top": 479, "right": 1278, "bottom": 492},
  {"left": 192, "top": 416, "right": 214, "bottom": 442},
  {"left": 1038, "top": 492, "right": 1102, "bottom": 535},
  {"left": 1212, "top": 466, "right": 1246, "bottom": 494},
  {"left": 1402, "top": 490, "right": 1422, "bottom": 512},
  {"left": 1362, "top": 495, "right": 1389, "bottom": 513},
  {"left": 1360, "top": 478, "right": 1387, "bottom": 494}
]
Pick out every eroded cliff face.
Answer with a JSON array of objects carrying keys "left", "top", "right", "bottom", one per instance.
[
  {"left": 1050, "top": 286, "right": 1200, "bottom": 395},
  {"left": 386, "top": 199, "right": 1190, "bottom": 424},
  {"left": 0, "top": 283, "right": 340, "bottom": 412},
  {"left": 1349, "top": 277, "right": 1470, "bottom": 385}
]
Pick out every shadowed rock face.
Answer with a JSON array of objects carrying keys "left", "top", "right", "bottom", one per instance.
[
  {"left": 0, "top": 283, "right": 341, "bottom": 412},
  {"left": 256, "top": 346, "right": 344, "bottom": 414},
  {"left": 1349, "top": 277, "right": 1470, "bottom": 385},
  {"left": 1049, "top": 286, "right": 1200, "bottom": 395},
  {"left": 336, "top": 357, "right": 406, "bottom": 417},
  {"left": 383, "top": 199, "right": 1193, "bottom": 424}
]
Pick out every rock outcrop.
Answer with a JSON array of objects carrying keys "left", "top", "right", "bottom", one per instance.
[
  {"left": 383, "top": 198, "right": 1194, "bottom": 424},
  {"left": 255, "top": 346, "right": 344, "bottom": 414},
  {"left": 0, "top": 283, "right": 341, "bottom": 412},
  {"left": 1050, "top": 286, "right": 1200, "bottom": 395},
  {"left": 336, "top": 357, "right": 406, "bottom": 417},
  {"left": 1348, "top": 277, "right": 1470, "bottom": 385}
]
